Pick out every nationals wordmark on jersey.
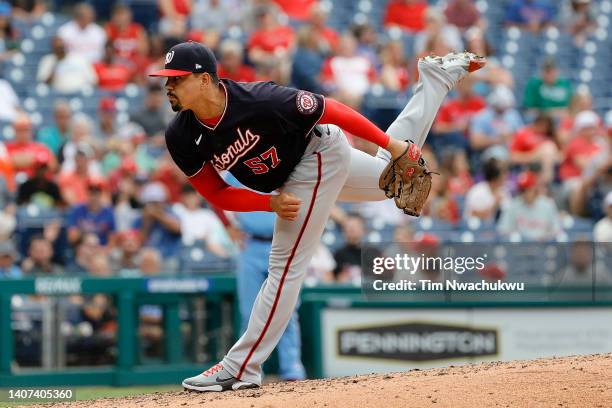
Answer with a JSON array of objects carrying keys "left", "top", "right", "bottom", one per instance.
[{"left": 165, "top": 79, "right": 324, "bottom": 193}]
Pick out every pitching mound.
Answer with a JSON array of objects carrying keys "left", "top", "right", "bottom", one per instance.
[{"left": 44, "top": 354, "right": 612, "bottom": 408}]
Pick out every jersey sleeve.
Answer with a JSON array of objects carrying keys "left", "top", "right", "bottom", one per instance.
[
  {"left": 165, "top": 119, "right": 206, "bottom": 178},
  {"left": 264, "top": 83, "right": 325, "bottom": 137}
]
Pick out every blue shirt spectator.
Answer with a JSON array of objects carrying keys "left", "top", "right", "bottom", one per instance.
[
  {"left": 68, "top": 204, "right": 116, "bottom": 246},
  {"left": 67, "top": 179, "right": 116, "bottom": 246},
  {"left": 505, "top": 0, "right": 554, "bottom": 29},
  {"left": 133, "top": 182, "right": 181, "bottom": 260},
  {"left": 0, "top": 241, "right": 22, "bottom": 278},
  {"left": 470, "top": 86, "right": 524, "bottom": 158}
]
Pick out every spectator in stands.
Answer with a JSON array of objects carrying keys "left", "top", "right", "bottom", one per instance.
[
  {"left": 138, "top": 247, "right": 163, "bottom": 275},
  {"left": 95, "top": 97, "right": 118, "bottom": 140},
  {"left": 431, "top": 76, "right": 486, "bottom": 154},
  {"left": 333, "top": 214, "right": 366, "bottom": 283},
  {"left": 414, "top": 7, "right": 463, "bottom": 56},
  {"left": 510, "top": 113, "right": 560, "bottom": 184},
  {"left": 441, "top": 148, "right": 473, "bottom": 197},
  {"left": 105, "top": 4, "right": 147, "bottom": 69},
  {"left": 190, "top": 0, "right": 237, "bottom": 37},
  {"left": 7, "top": 114, "right": 57, "bottom": 179},
  {"left": 93, "top": 41, "right": 132, "bottom": 93},
  {"left": 110, "top": 161, "right": 142, "bottom": 231},
  {"left": 58, "top": 145, "right": 99, "bottom": 206},
  {"left": 384, "top": 0, "right": 428, "bottom": 32},
  {"left": 308, "top": 3, "right": 339, "bottom": 54},
  {"left": 558, "top": 239, "right": 610, "bottom": 284},
  {"left": 464, "top": 26, "right": 514, "bottom": 88},
  {"left": 426, "top": 173, "right": 460, "bottom": 223},
  {"left": 68, "top": 292, "right": 117, "bottom": 364},
  {"left": 68, "top": 232, "right": 102, "bottom": 274},
  {"left": 158, "top": 0, "right": 191, "bottom": 38},
  {"left": 321, "top": 34, "right": 374, "bottom": 108},
  {"left": 350, "top": 23, "right": 379, "bottom": 68},
  {"left": 594, "top": 192, "right": 612, "bottom": 242},
  {"left": 247, "top": 5, "right": 295, "bottom": 84},
  {"left": 21, "top": 235, "right": 63, "bottom": 275},
  {"left": 16, "top": 154, "right": 63, "bottom": 209},
  {"left": 444, "top": 0, "right": 483, "bottom": 31},
  {"left": 0, "top": 70, "right": 20, "bottom": 122},
  {"left": 304, "top": 243, "right": 336, "bottom": 284},
  {"left": 37, "top": 36, "right": 97, "bottom": 94},
  {"left": 67, "top": 178, "right": 116, "bottom": 247},
  {"left": 558, "top": 0, "right": 597, "bottom": 46},
  {"left": 129, "top": 83, "right": 169, "bottom": 140},
  {"left": 378, "top": 40, "right": 410, "bottom": 93},
  {"left": 216, "top": 39, "right": 256, "bottom": 83},
  {"left": 60, "top": 114, "right": 99, "bottom": 174},
  {"left": 559, "top": 111, "right": 608, "bottom": 214},
  {"left": 0, "top": 240, "right": 21, "bottom": 278},
  {"left": 559, "top": 110, "right": 606, "bottom": 183},
  {"left": 290, "top": 25, "right": 325, "bottom": 94},
  {"left": 57, "top": 3, "right": 107, "bottom": 63},
  {"left": 88, "top": 252, "right": 113, "bottom": 276},
  {"left": 37, "top": 100, "right": 71, "bottom": 157},
  {"left": 0, "top": 2, "right": 19, "bottom": 61},
  {"left": 464, "top": 158, "right": 509, "bottom": 222},
  {"left": 524, "top": 58, "right": 573, "bottom": 118},
  {"left": 111, "top": 229, "right": 142, "bottom": 274},
  {"left": 504, "top": 0, "right": 554, "bottom": 32},
  {"left": 498, "top": 170, "right": 561, "bottom": 241},
  {"left": 173, "top": 184, "right": 229, "bottom": 256},
  {"left": 133, "top": 181, "right": 181, "bottom": 266},
  {"left": 558, "top": 88, "right": 593, "bottom": 146},
  {"left": 470, "top": 85, "right": 523, "bottom": 164}
]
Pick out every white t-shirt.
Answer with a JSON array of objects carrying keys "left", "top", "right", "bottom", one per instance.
[
  {"left": 464, "top": 181, "right": 508, "bottom": 221},
  {"left": 37, "top": 53, "right": 97, "bottom": 94},
  {"left": 497, "top": 195, "right": 561, "bottom": 241},
  {"left": 57, "top": 21, "right": 107, "bottom": 63},
  {"left": 0, "top": 79, "right": 19, "bottom": 122},
  {"left": 172, "top": 204, "right": 225, "bottom": 246},
  {"left": 329, "top": 56, "right": 372, "bottom": 97},
  {"left": 594, "top": 218, "right": 612, "bottom": 242}
]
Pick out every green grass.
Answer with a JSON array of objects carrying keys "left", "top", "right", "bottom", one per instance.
[{"left": 1, "top": 385, "right": 182, "bottom": 407}]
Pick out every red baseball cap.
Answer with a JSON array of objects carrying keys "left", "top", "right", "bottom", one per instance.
[
  {"left": 149, "top": 41, "right": 217, "bottom": 77},
  {"left": 517, "top": 171, "right": 538, "bottom": 191}
]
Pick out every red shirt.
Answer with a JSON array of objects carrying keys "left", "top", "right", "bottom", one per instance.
[
  {"left": 316, "top": 26, "right": 339, "bottom": 51},
  {"left": 247, "top": 26, "right": 295, "bottom": 54},
  {"left": 384, "top": 0, "right": 428, "bottom": 32},
  {"left": 105, "top": 22, "right": 144, "bottom": 61},
  {"left": 559, "top": 136, "right": 603, "bottom": 180},
  {"left": 94, "top": 62, "right": 131, "bottom": 92},
  {"left": 510, "top": 127, "right": 547, "bottom": 153},
  {"left": 6, "top": 142, "right": 54, "bottom": 177},
  {"left": 273, "top": 0, "right": 316, "bottom": 20},
  {"left": 217, "top": 65, "right": 256, "bottom": 83},
  {"left": 436, "top": 96, "right": 486, "bottom": 130}
]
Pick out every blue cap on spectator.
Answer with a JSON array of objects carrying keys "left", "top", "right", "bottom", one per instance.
[
  {"left": 149, "top": 41, "right": 217, "bottom": 77},
  {"left": 0, "top": 2, "right": 10, "bottom": 17}
]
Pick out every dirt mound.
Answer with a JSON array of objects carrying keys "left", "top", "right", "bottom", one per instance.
[{"left": 42, "top": 354, "right": 612, "bottom": 408}]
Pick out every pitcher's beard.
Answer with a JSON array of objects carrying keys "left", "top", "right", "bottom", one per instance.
[{"left": 171, "top": 101, "right": 183, "bottom": 112}]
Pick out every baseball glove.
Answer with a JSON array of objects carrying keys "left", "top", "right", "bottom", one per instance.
[{"left": 378, "top": 140, "right": 435, "bottom": 217}]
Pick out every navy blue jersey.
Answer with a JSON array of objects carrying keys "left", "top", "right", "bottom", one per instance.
[{"left": 165, "top": 79, "right": 325, "bottom": 193}]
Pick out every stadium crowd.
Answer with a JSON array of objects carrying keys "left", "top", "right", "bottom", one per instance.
[{"left": 0, "top": 0, "right": 611, "bottom": 365}]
